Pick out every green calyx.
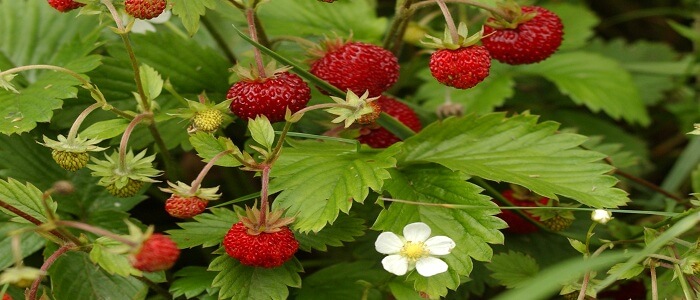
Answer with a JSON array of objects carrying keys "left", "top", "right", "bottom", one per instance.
[
  {"left": 485, "top": 1, "right": 537, "bottom": 30},
  {"left": 41, "top": 135, "right": 107, "bottom": 171},
  {"left": 170, "top": 94, "right": 232, "bottom": 133},
  {"left": 88, "top": 150, "right": 161, "bottom": 197},
  {"left": 326, "top": 90, "right": 380, "bottom": 128},
  {"left": 159, "top": 181, "right": 221, "bottom": 201},
  {"left": 231, "top": 61, "right": 291, "bottom": 82},
  {"left": 422, "top": 22, "right": 484, "bottom": 50}
]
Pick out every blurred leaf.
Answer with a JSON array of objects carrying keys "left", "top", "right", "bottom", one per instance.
[
  {"left": 520, "top": 52, "right": 649, "bottom": 125},
  {"left": 170, "top": 0, "right": 217, "bottom": 36},
  {"left": 388, "top": 280, "right": 425, "bottom": 300},
  {"left": 0, "top": 222, "right": 44, "bottom": 269},
  {"left": 170, "top": 266, "right": 217, "bottom": 299},
  {"left": 49, "top": 251, "right": 147, "bottom": 300},
  {"left": 209, "top": 249, "right": 302, "bottom": 300},
  {"left": 486, "top": 251, "right": 540, "bottom": 289},
  {"left": 567, "top": 238, "right": 587, "bottom": 255},
  {"left": 167, "top": 207, "right": 237, "bottom": 249},
  {"left": 607, "top": 263, "right": 644, "bottom": 280},
  {"left": 543, "top": 3, "right": 599, "bottom": 50},
  {"left": 400, "top": 114, "right": 629, "bottom": 208},
  {"left": 89, "top": 237, "right": 142, "bottom": 277},
  {"left": 668, "top": 20, "right": 700, "bottom": 43},
  {"left": 373, "top": 165, "right": 505, "bottom": 297},
  {"left": 270, "top": 139, "right": 396, "bottom": 233},
  {"left": 295, "top": 214, "right": 366, "bottom": 252},
  {"left": 190, "top": 132, "right": 241, "bottom": 167},
  {"left": 297, "top": 261, "right": 390, "bottom": 300}
]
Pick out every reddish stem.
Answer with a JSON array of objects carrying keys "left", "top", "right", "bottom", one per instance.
[
  {"left": 56, "top": 220, "right": 138, "bottom": 248},
  {"left": 259, "top": 165, "right": 271, "bottom": 226},
  {"left": 0, "top": 199, "right": 67, "bottom": 241},
  {"left": 245, "top": 8, "right": 266, "bottom": 77},
  {"left": 188, "top": 150, "right": 232, "bottom": 195},
  {"left": 435, "top": 0, "right": 459, "bottom": 43},
  {"left": 27, "top": 243, "right": 75, "bottom": 300},
  {"left": 118, "top": 113, "right": 150, "bottom": 172}
]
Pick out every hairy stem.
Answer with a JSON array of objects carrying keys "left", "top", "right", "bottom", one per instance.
[
  {"left": 246, "top": 8, "right": 266, "bottom": 77},
  {"left": 0, "top": 199, "right": 68, "bottom": 242},
  {"left": 28, "top": 243, "right": 75, "bottom": 300},
  {"left": 118, "top": 113, "right": 150, "bottom": 172},
  {"left": 291, "top": 103, "right": 356, "bottom": 119},
  {"left": 56, "top": 220, "right": 138, "bottom": 248},
  {"left": 435, "top": 0, "right": 460, "bottom": 43},
  {"left": 259, "top": 165, "right": 271, "bottom": 226},
  {"left": 188, "top": 150, "right": 233, "bottom": 194},
  {"left": 650, "top": 262, "right": 659, "bottom": 300},
  {"left": 647, "top": 253, "right": 682, "bottom": 264},
  {"left": 66, "top": 102, "right": 103, "bottom": 142},
  {"left": 269, "top": 121, "right": 292, "bottom": 164}
]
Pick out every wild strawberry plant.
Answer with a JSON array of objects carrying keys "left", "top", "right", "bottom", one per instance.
[{"left": 0, "top": 0, "right": 699, "bottom": 299}]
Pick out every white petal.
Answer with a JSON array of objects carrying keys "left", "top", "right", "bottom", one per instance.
[
  {"left": 382, "top": 255, "right": 409, "bottom": 276},
  {"left": 425, "top": 236, "right": 456, "bottom": 255},
  {"left": 375, "top": 232, "right": 403, "bottom": 254},
  {"left": 403, "top": 222, "right": 431, "bottom": 242},
  {"left": 131, "top": 20, "right": 156, "bottom": 34},
  {"left": 149, "top": 10, "right": 172, "bottom": 24},
  {"left": 415, "top": 257, "right": 449, "bottom": 277}
]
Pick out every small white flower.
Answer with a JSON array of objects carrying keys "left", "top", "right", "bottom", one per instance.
[
  {"left": 375, "top": 222, "right": 456, "bottom": 277},
  {"left": 591, "top": 209, "right": 613, "bottom": 224}
]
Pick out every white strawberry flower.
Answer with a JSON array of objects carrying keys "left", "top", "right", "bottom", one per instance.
[
  {"left": 591, "top": 209, "right": 613, "bottom": 224},
  {"left": 375, "top": 222, "right": 456, "bottom": 277}
]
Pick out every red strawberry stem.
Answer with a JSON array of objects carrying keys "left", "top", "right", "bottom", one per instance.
[
  {"left": 118, "top": 113, "right": 151, "bottom": 172},
  {"left": 245, "top": 8, "right": 267, "bottom": 78},
  {"left": 27, "top": 243, "right": 75, "bottom": 300},
  {"left": 434, "top": 0, "right": 459, "bottom": 45},
  {"left": 258, "top": 164, "right": 271, "bottom": 226},
  {"left": 55, "top": 220, "right": 139, "bottom": 248},
  {"left": 188, "top": 150, "right": 233, "bottom": 195},
  {"left": 411, "top": 0, "right": 511, "bottom": 22},
  {"left": 66, "top": 102, "right": 103, "bottom": 143},
  {"left": 0, "top": 198, "right": 72, "bottom": 244}
]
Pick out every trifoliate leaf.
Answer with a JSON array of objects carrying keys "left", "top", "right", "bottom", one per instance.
[
  {"left": 170, "top": 0, "right": 217, "bottom": 36},
  {"left": 270, "top": 139, "right": 396, "bottom": 233},
  {"left": 399, "top": 114, "right": 629, "bottom": 208},
  {"left": 167, "top": 207, "right": 237, "bottom": 249},
  {"left": 486, "top": 251, "right": 540, "bottom": 289},
  {"left": 0, "top": 178, "right": 57, "bottom": 224},
  {"left": 248, "top": 115, "right": 275, "bottom": 151},
  {"left": 170, "top": 266, "right": 217, "bottom": 299},
  {"left": 295, "top": 214, "right": 366, "bottom": 252},
  {"left": 373, "top": 165, "right": 505, "bottom": 297},
  {"left": 607, "top": 263, "right": 644, "bottom": 280},
  {"left": 209, "top": 248, "right": 302, "bottom": 300},
  {"left": 520, "top": 52, "right": 649, "bottom": 126},
  {"left": 296, "top": 261, "right": 390, "bottom": 300},
  {"left": 189, "top": 132, "right": 241, "bottom": 167}
]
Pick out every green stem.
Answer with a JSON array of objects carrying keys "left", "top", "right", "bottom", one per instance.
[
  {"left": 647, "top": 253, "right": 682, "bottom": 264},
  {"left": 56, "top": 220, "right": 138, "bottom": 248},
  {"left": 411, "top": 0, "right": 508, "bottom": 20},
  {"left": 435, "top": 0, "right": 460, "bottom": 43},
  {"left": 383, "top": 0, "right": 417, "bottom": 52},
  {"left": 66, "top": 102, "right": 103, "bottom": 142},
  {"left": 674, "top": 263, "right": 696, "bottom": 300},
  {"left": 650, "top": 262, "right": 659, "bottom": 300},
  {"left": 269, "top": 122, "right": 292, "bottom": 164},
  {"left": 291, "top": 103, "right": 356, "bottom": 120},
  {"left": 584, "top": 222, "right": 597, "bottom": 255},
  {"left": 470, "top": 177, "right": 549, "bottom": 230},
  {"left": 188, "top": 150, "right": 233, "bottom": 194},
  {"left": 119, "top": 113, "right": 150, "bottom": 172}
]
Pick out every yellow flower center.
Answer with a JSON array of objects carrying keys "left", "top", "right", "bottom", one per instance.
[{"left": 400, "top": 241, "right": 428, "bottom": 260}]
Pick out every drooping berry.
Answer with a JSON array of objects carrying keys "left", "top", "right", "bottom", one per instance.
[
  {"left": 52, "top": 150, "right": 89, "bottom": 172},
  {"left": 131, "top": 234, "right": 180, "bottom": 272},
  {"left": 106, "top": 179, "right": 144, "bottom": 198},
  {"left": 357, "top": 96, "right": 421, "bottom": 148},
  {"left": 124, "top": 0, "right": 167, "bottom": 20},
  {"left": 429, "top": 45, "right": 491, "bottom": 89},
  {"left": 47, "top": 0, "right": 84, "bottom": 12},
  {"left": 227, "top": 70, "right": 311, "bottom": 123},
  {"left": 165, "top": 196, "right": 208, "bottom": 219},
  {"left": 309, "top": 40, "right": 399, "bottom": 96},
  {"left": 482, "top": 6, "right": 563, "bottom": 65},
  {"left": 223, "top": 221, "right": 299, "bottom": 268}
]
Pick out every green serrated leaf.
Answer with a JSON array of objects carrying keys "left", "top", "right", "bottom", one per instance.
[
  {"left": 190, "top": 132, "right": 241, "bottom": 167},
  {"left": 520, "top": 52, "right": 649, "bottom": 125},
  {"left": 486, "top": 251, "right": 540, "bottom": 289},
  {"left": 49, "top": 251, "right": 147, "bottom": 300},
  {"left": 0, "top": 222, "right": 44, "bottom": 269},
  {"left": 248, "top": 115, "right": 275, "bottom": 151},
  {"left": 297, "top": 261, "right": 390, "bottom": 300},
  {"left": 567, "top": 238, "right": 587, "bottom": 254},
  {"left": 400, "top": 114, "right": 629, "bottom": 208},
  {"left": 139, "top": 64, "right": 163, "bottom": 101},
  {"left": 170, "top": 266, "right": 217, "bottom": 299},
  {"left": 209, "top": 249, "right": 303, "bottom": 300},
  {"left": 387, "top": 280, "right": 424, "bottom": 300},
  {"left": 543, "top": 3, "right": 598, "bottom": 50},
  {"left": 80, "top": 118, "right": 130, "bottom": 140},
  {"left": 607, "top": 263, "right": 644, "bottom": 280},
  {"left": 0, "top": 178, "right": 57, "bottom": 224},
  {"left": 89, "top": 237, "right": 142, "bottom": 277},
  {"left": 169, "top": 0, "right": 217, "bottom": 36},
  {"left": 295, "top": 214, "right": 366, "bottom": 252},
  {"left": 270, "top": 139, "right": 396, "bottom": 233},
  {"left": 373, "top": 165, "right": 505, "bottom": 296},
  {"left": 167, "top": 207, "right": 237, "bottom": 249}
]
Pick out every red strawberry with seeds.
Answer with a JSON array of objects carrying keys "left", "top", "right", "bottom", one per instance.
[
  {"left": 496, "top": 189, "right": 548, "bottom": 234},
  {"left": 482, "top": 6, "right": 563, "bottom": 65},
  {"left": 160, "top": 181, "right": 221, "bottom": 219},
  {"left": 309, "top": 39, "right": 399, "bottom": 96},
  {"left": 227, "top": 65, "right": 311, "bottom": 123},
  {"left": 131, "top": 233, "right": 180, "bottom": 272},
  {"left": 223, "top": 206, "right": 298, "bottom": 268},
  {"left": 125, "top": 0, "right": 167, "bottom": 20},
  {"left": 357, "top": 95, "right": 421, "bottom": 148},
  {"left": 47, "top": 0, "right": 84, "bottom": 12},
  {"left": 429, "top": 46, "right": 491, "bottom": 89}
]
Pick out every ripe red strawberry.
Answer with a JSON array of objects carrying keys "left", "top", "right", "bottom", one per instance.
[
  {"left": 497, "top": 189, "right": 548, "bottom": 234},
  {"left": 47, "top": 0, "right": 84, "bottom": 12},
  {"left": 227, "top": 71, "right": 311, "bottom": 123},
  {"left": 165, "top": 195, "right": 208, "bottom": 219},
  {"left": 2, "top": 294, "right": 13, "bottom": 300},
  {"left": 223, "top": 221, "right": 299, "bottom": 268},
  {"left": 309, "top": 41, "right": 399, "bottom": 96},
  {"left": 131, "top": 234, "right": 180, "bottom": 272},
  {"left": 124, "top": 0, "right": 166, "bottom": 20},
  {"left": 482, "top": 6, "right": 563, "bottom": 65},
  {"left": 429, "top": 45, "right": 491, "bottom": 89},
  {"left": 357, "top": 96, "right": 421, "bottom": 148}
]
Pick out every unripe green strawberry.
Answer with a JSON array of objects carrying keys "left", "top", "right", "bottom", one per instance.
[
  {"left": 52, "top": 150, "right": 89, "bottom": 172},
  {"left": 193, "top": 109, "right": 224, "bottom": 133},
  {"left": 106, "top": 179, "right": 144, "bottom": 198},
  {"left": 541, "top": 215, "right": 574, "bottom": 232}
]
